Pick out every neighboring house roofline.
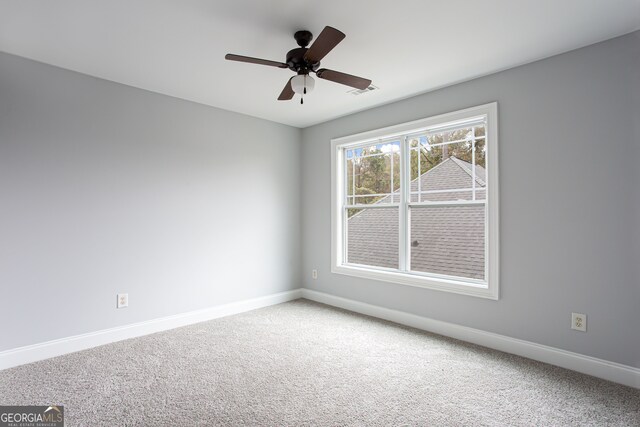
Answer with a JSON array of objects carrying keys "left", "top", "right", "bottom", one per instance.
[{"left": 449, "top": 156, "right": 486, "bottom": 186}]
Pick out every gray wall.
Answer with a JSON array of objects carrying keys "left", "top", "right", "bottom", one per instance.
[
  {"left": 301, "top": 32, "right": 640, "bottom": 367},
  {"left": 0, "top": 52, "right": 301, "bottom": 352}
]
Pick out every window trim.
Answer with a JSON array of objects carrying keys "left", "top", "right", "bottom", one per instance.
[{"left": 330, "top": 103, "right": 499, "bottom": 300}]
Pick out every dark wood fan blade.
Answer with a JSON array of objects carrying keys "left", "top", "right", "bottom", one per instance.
[
  {"left": 225, "top": 54, "right": 288, "bottom": 68},
  {"left": 303, "top": 26, "right": 345, "bottom": 63},
  {"left": 315, "top": 69, "right": 371, "bottom": 90},
  {"left": 278, "top": 77, "right": 295, "bottom": 100}
]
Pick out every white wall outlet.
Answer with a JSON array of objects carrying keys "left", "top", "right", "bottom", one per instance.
[
  {"left": 312, "top": 269, "right": 318, "bottom": 279},
  {"left": 117, "top": 293, "right": 129, "bottom": 309},
  {"left": 571, "top": 312, "right": 586, "bottom": 332}
]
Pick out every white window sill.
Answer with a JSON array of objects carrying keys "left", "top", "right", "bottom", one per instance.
[{"left": 332, "top": 264, "right": 498, "bottom": 300}]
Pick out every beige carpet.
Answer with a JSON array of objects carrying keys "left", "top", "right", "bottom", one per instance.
[{"left": 0, "top": 299, "right": 638, "bottom": 426}]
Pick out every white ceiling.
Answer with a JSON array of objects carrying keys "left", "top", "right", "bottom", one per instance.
[{"left": 1, "top": 1, "right": 639, "bottom": 128}]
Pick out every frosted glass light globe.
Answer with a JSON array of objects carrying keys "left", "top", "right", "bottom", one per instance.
[{"left": 291, "top": 74, "right": 315, "bottom": 94}]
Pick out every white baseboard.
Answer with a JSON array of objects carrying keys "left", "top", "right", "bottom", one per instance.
[
  {"left": 3, "top": 287, "right": 638, "bottom": 389},
  {"left": 0, "top": 288, "right": 303, "bottom": 371},
  {"left": 301, "top": 289, "right": 640, "bottom": 389}
]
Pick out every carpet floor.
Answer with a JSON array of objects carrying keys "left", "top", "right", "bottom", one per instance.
[{"left": 0, "top": 299, "right": 638, "bottom": 426}]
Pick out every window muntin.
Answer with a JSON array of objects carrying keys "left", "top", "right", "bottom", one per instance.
[{"left": 331, "top": 103, "right": 498, "bottom": 299}]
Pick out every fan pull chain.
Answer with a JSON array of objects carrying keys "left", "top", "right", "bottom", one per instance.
[{"left": 300, "top": 96, "right": 304, "bottom": 105}]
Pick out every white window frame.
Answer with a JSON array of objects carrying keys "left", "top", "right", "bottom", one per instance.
[{"left": 330, "top": 103, "right": 499, "bottom": 299}]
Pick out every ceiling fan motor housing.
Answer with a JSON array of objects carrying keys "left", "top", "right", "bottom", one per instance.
[
  {"left": 287, "top": 30, "right": 319, "bottom": 74},
  {"left": 286, "top": 48, "right": 319, "bottom": 74}
]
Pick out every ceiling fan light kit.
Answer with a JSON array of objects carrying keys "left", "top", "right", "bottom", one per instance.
[
  {"left": 225, "top": 26, "right": 371, "bottom": 104},
  {"left": 290, "top": 75, "right": 314, "bottom": 94},
  {"left": 291, "top": 74, "right": 314, "bottom": 104}
]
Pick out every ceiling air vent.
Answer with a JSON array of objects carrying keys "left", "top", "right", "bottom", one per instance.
[{"left": 347, "top": 85, "right": 379, "bottom": 96}]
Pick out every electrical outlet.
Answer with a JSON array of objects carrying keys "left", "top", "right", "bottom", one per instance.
[
  {"left": 117, "top": 293, "right": 129, "bottom": 309},
  {"left": 571, "top": 312, "right": 586, "bottom": 332},
  {"left": 312, "top": 269, "right": 318, "bottom": 279}
]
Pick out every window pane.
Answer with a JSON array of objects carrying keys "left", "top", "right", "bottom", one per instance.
[
  {"left": 345, "top": 142, "right": 399, "bottom": 205},
  {"left": 409, "top": 205, "right": 485, "bottom": 280},
  {"left": 474, "top": 137, "right": 487, "bottom": 201},
  {"left": 411, "top": 142, "right": 472, "bottom": 201},
  {"left": 391, "top": 150, "right": 400, "bottom": 202},
  {"left": 475, "top": 135, "right": 486, "bottom": 168},
  {"left": 409, "top": 136, "right": 429, "bottom": 202},
  {"left": 408, "top": 126, "right": 489, "bottom": 203},
  {"left": 346, "top": 158, "right": 354, "bottom": 204},
  {"left": 346, "top": 207, "right": 398, "bottom": 269}
]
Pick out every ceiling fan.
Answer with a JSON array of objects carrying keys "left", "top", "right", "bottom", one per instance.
[{"left": 225, "top": 26, "right": 372, "bottom": 104}]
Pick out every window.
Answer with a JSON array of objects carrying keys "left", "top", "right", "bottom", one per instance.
[{"left": 331, "top": 103, "right": 499, "bottom": 299}]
